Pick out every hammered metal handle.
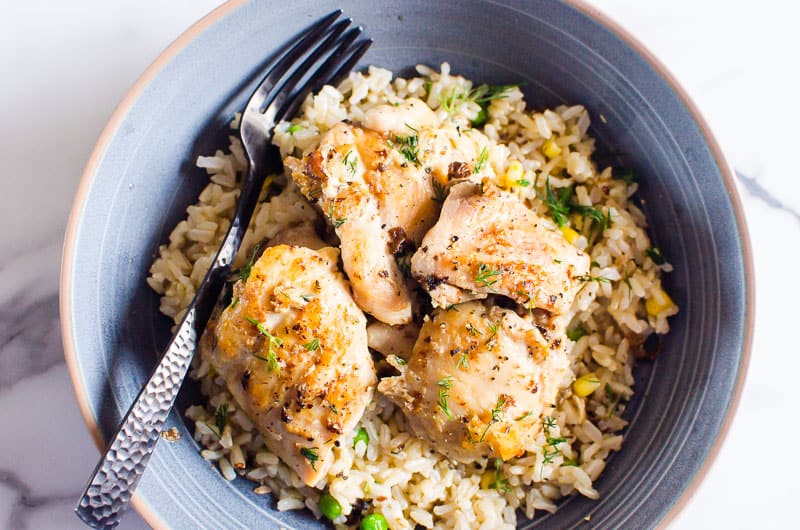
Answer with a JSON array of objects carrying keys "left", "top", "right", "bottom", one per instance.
[{"left": 75, "top": 309, "right": 199, "bottom": 529}]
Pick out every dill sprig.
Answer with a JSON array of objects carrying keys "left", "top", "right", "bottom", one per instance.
[
  {"left": 300, "top": 447, "right": 319, "bottom": 470},
  {"left": 437, "top": 376, "right": 455, "bottom": 418},
  {"left": 343, "top": 149, "right": 357, "bottom": 176},
  {"left": 304, "top": 338, "right": 320, "bottom": 351},
  {"left": 233, "top": 242, "right": 262, "bottom": 283},
  {"left": 328, "top": 204, "right": 346, "bottom": 229},
  {"left": 214, "top": 403, "right": 228, "bottom": 438},
  {"left": 479, "top": 396, "right": 508, "bottom": 442},
  {"left": 474, "top": 146, "right": 489, "bottom": 173},
  {"left": 387, "top": 125, "right": 421, "bottom": 166},
  {"left": 245, "top": 316, "right": 282, "bottom": 372},
  {"left": 431, "top": 176, "right": 447, "bottom": 202},
  {"left": 475, "top": 263, "right": 502, "bottom": 289},
  {"left": 646, "top": 246, "right": 666, "bottom": 265}
]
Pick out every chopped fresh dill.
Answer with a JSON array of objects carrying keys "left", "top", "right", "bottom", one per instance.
[
  {"left": 614, "top": 168, "right": 637, "bottom": 186},
  {"left": 343, "top": 149, "right": 357, "bottom": 176},
  {"left": 234, "top": 242, "right": 262, "bottom": 282},
  {"left": 515, "top": 411, "right": 534, "bottom": 422},
  {"left": 286, "top": 123, "right": 304, "bottom": 135},
  {"left": 466, "top": 323, "right": 482, "bottom": 336},
  {"left": 214, "top": 403, "right": 228, "bottom": 437},
  {"left": 300, "top": 447, "right": 319, "bottom": 470},
  {"left": 431, "top": 176, "right": 447, "bottom": 202},
  {"left": 646, "top": 246, "right": 666, "bottom": 265},
  {"left": 229, "top": 296, "right": 239, "bottom": 309},
  {"left": 516, "top": 178, "right": 531, "bottom": 187},
  {"left": 489, "top": 457, "right": 512, "bottom": 492},
  {"left": 480, "top": 396, "right": 508, "bottom": 442},
  {"left": 328, "top": 404, "right": 338, "bottom": 414},
  {"left": 457, "top": 353, "right": 469, "bottom": 370},
  {"left": 245, "top": 316, "right": 282, "bottom": 372},
  {"left": 304, "top": 338, "right": 320, "bottom": 351},
  {"left": 394, "top": 355, "right": 408, "bottom": 366},
  {"left": 387, "top": 132, "right": 420, "bottom": 166},
  {"left": 300, "top": 293, "right": 315, "bottom": 302},
  {"left": 538, "top": 176, "right": 572, "bottom": 227},
  {"left": 475, "top": 263, "right": 502, "bottom": 289},
  {"left": 437, "top": 376, "right": 455, "bottom": 418},
  {"left": 576, "top": 274, "right": 610, "bottom": 283},
  {"left": 474, "top": 146, "right": 489, "bottom": 173},
  {"left": 328, "top": 204, "right": 346, "bottom": 229}
]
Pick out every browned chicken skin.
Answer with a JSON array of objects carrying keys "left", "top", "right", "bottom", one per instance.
[
  {"left": 378, "top": 301, "right": 570, "bottom": 462},
  {"left": 411, "top": 180, "right": 590, "bottom": 318},
  {"left": 284, "top": 99, "right": 490, "bottom": 325},
  {"left": 204, "top": 244, "right": 376, "bottom": 486}
]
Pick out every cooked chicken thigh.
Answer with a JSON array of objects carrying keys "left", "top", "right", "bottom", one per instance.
[
  {"left": 284, "top": 98, "right": 492, "bottom": 325},
  {"left": 205, "top": 244, "right": 376, "bottom": 486},
  {"left": 378, "top": 301, "right": 570, "bottom": 462},
  {"left": 411, "top": 180, "right": 590, "bottom": 318}
]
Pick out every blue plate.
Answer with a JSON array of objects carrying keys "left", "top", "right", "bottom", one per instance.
[{"left": 62, "top": 0, "right": 753, "bottom": 528}]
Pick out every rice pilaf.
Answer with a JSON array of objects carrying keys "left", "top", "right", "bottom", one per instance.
[{"left": 147, "top": 63, "right": 677, "bottom": 529}]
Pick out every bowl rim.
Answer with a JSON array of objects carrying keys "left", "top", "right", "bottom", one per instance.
[{"left": 60, "top": 0, "right": 754, "bottom": 528}]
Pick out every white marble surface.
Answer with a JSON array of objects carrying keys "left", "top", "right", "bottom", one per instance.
[{"left": 1, "top": 1, "right": 797, "bottom": 528}]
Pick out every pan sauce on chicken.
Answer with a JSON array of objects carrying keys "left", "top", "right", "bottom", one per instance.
[{"left": 204, "top": 244, "right": 376, "bottom": 486}]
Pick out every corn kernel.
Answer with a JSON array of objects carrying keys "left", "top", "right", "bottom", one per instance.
[
  {"left": 646, "top": 287, "right": 675, "bottom": 316},
  {"left": 480, "top": 470, "right": 494, "bottom": 489},
  {"left": 573, "top": 372, "right": 601, "bottom": 397},
  {"left": 560, "top": 225, "right": 579, "bottom": 244},
  {"left": 503, "top": 160, "right": 524, "bottom": 187},
  {"left": 543, "top": 138, "right": 562, "bottom": 159}
]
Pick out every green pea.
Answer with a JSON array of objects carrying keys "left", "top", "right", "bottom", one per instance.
[
  {"left": 353, "top": 427, "right": 369, "bottom": 448},
  {"left": 319, "top": 493, "right": 342, "bottom": 521},
  {"left": 360, "top": 513, "right": 388, "bottom": 530}
]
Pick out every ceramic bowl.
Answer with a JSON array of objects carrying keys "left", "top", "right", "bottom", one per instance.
[{"left": 62, "top": 1, "right": 753, "bottom": 528}]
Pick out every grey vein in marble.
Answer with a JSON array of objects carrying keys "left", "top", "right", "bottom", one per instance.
[{"left": 735, "top": 171, "right": 800, "bottom": 225}]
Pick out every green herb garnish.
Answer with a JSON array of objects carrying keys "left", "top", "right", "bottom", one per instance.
[
  {"left": 576, "top": 275, "right": 610, "bottom": 283},
  {"left": 474, "top": 146, "right": 488, "bottom": 173},
  {"left": 432, "top": 176, "right": 447, "bottom": 202},
  {"left": 516, "top": 178, "right": 531, "bottom": 187},
  {"left": 286, "top": 123, "right": 304, "bottom": 135},
  {"left": 229, "top": 296, "right": 239, "bottom": 309},
  {"left": 234, "top": 242, "right": 262, "bottom": 282},
  {"left": 388, "top": 130, "right": 420, "bottom": 166},
  {"left": 489, "top": 457, "right": 512, "bottom": 492},
  {"left": 304, "top": 338, "right": 320, "bottom": 351},
  {"left": 475, "top": 263, "right": 502, "bottom": 289},
  {"left": 214, "top": 403, "right": 228, "bottom": 437},
  {"left": 328, "top": 204, "right": 346, "bottom": 229},
  {"left": 300, "top": 447, "right": 319, "bottom": 470},
  {"left": 539, "top": 176, "right": 573, "bottom": 227},
  {"left": 343, "top": 149, "right": 357, "bottom": 176},
  {"left": 480, "top": 396, "right": 508, "bottom": 442},
  {"left": 646, "top": 247, "right": 666, "bottom": 265},
  {"left": 437, "top": 376, "right": 455, "bottom": 418},
  {"left": 245, "top": 316, "right": 282, "bottom": 372}
]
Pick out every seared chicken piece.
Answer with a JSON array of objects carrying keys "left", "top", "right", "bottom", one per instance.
[
  {"left": 379, "top": 301, "right": 570, "bottom": 462},
  {"left": 366, "top": 321, "right": 420, "bottom": 360},
  {"left": 266, "top": 222, "right": 327, "bottom": 250},
  {"left": 284, "top": 98, "right": 492, "bottom": 325},
  {"left": 411, "top": 180, "right": 590, "bottom": 318},
  {"left": 205, "top": 244, "right": 376, "bottom": 486}
]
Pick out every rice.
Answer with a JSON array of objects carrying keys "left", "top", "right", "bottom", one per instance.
[{"left": 149, "top": 63, "right": 678, "bottom": 528}]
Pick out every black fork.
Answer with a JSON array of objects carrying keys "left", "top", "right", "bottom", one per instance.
[{"left": 75, "top": 12, "right": 370, "bottom": 529}]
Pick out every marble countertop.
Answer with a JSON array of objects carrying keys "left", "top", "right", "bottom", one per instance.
[{"left": 1, "top": 1, "right": 797, "bottom": 528}]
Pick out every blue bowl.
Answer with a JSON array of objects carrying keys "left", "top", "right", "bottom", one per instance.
[{"left": 62, "top": 0, "right": 753, "bottom": 528}]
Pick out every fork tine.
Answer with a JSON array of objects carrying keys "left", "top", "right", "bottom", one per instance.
[
  {"left": 244, "top": 10, "right": 342, "bottom": 114},
  {"left": 271, "top": 34, "right": 372, "bottom": 124}
]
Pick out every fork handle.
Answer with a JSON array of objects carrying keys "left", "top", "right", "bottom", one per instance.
[
  {"left": 75, "top": 309, "right": 200, "bottom": 529},
  {"left": 76, "top": 163, "right": 267, "bottom": 528}
]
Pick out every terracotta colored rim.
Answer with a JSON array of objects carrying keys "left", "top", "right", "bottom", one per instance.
[{"left": 60, "top": 1, "right": 754, "bottom": 528}]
